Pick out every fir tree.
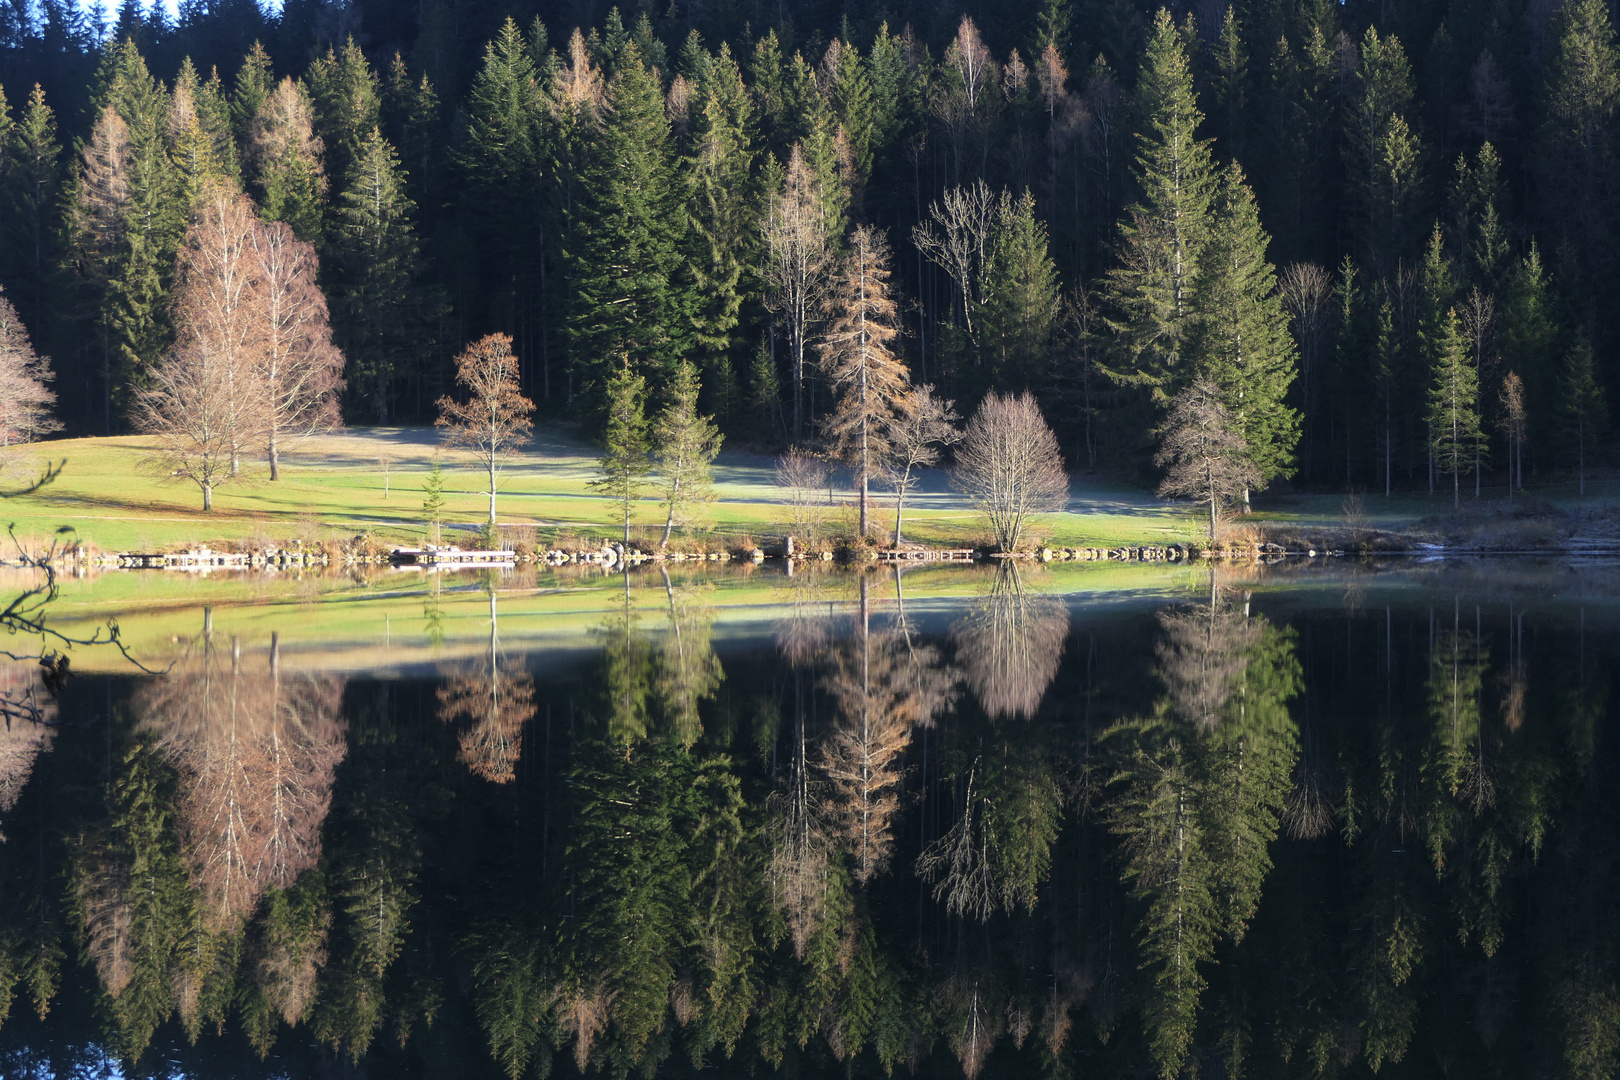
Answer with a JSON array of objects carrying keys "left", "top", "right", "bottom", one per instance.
[
  {"left": 1427, "top": 309, "right": 1485, "bottom": 508},
  {"left": 1346, "top": 27, "right": 1419, "bottom": 276},
  {"left": 1103, "top": 9, "right": 1217, "bottom": 397},
  {"left": 1189, "top": 162, "right": 1300, "bottom": 504},
  {"left": 250, "top": 77, "right": 327, "bottom": 242},
  {"left": 592, "top": 359, "right": 651, "bottom": 544},
  {"left": 0, "top": 85, "right": 61, "bottom": 333},
  {"left": 304, "top": 37, "right": 380, "bottom": 194},
  {"left": 1538, "top": 0, "right": 1620, "bottom": 284},
  {"left": 652, "top": 359, "right": 722, "bottom": 547},
  {"left": 421, "top": 453, "right": 446, "bottom": 545},
  {"left": 229, "top": 40, "right": 273, "bottom": 148},
  {"left": 1558, "top": 337, "right": 1608, "bottom": 496},
  {"left": 1499, "top": 244, "right": 1561, "bottom": 462}
]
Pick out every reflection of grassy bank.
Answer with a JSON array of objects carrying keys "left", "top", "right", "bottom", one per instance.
[{"left": 36, "top": 560, "right": 1209, "bottom": 673}]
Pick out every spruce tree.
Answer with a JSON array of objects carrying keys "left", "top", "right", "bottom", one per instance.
[
  {"left": 684, "top": 44, "right": 756, "bottom": 410},
  {"left": 1559, "top": 338, "right": 1608, "bottom": 496},
  {"left": 1538, "top": 0, "right": 1620, "bottom": 285},
  {"left": 592, "top": 359, "right": 652, "bottom": 545},
  {"left": 0, "top": 85, "right": 60, "bottom": 334},
  {"left": 1190, "top": 163, "right": 1300, "bottom": 504},
  {"left": 567, "top": 45, "right": 687, "bottom": 410},
  {"left": 1346, "top": 27, "right": 1420, "bottom": 275},
  {"left": 304, "top": 37, "right": 380, "bottom": 194},
  {"left": 1498, "top": 243, "right": 1561, "bottom": 464},
  {"left": 250, "top": 77, "right": 327, "bottom": 242},
  {"left": 653, "top": 359, "right": 722, "bottom": 547},
  {"left": 976, "top": 189, "right": 1060, "bottom": 388},
  {"left": 229, "top": 40, "right": 273, "bottom": 148},
  {"left": 1102, "top": 8, "right": 1216, "bottom": 396},
  {"left": 328, "top": 127, "right": 437, "bottom": 422},
  {"left": 1427, "top": 309, "right": 1485, "bottom": 508}
]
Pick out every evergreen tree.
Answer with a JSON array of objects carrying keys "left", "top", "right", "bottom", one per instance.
[
  {"left": 653, "top": 359, "right": 722, "bottom": 547},
  {"left": 250, "top": 77, "right": 326, "bottom": 242},
  {"left": 1445, "top": 143, "right": 1511, "bottom": 292},
  {"left": 304, "top": 37, "right": 380, "bottom": 194},
  {"left": 229, "top": 40, "right": 273, "bottom": 149},
  {"left": 421, "top": 452, "right": 446, "bottom": 544},
  {"left": 327, "top": 127, "right": 436, "bottom": 422},
  {"left": 976, "top": 189, "right": 1060, "bottom": 388},
  {"left": 1346, "top": 27, "right": 1420, "bottom": 276},
  {"left": 567, "top": 45, "right": 687, "bottom": 409},
  {"left": 1190, "top": 163, "right": 1301, "bottom": 502},
  {"left": 1538, "top": 0, "right": 1620, "bottom": 287},
  {"left": 1427, "top": 309, "right": 1485, "bottom": 508},
  {"left": 167, "top": 59, "right": 233, "bottom": 209},
  {"left": 380, "top": 54, "right": 442, "bottom": 218},
  {"left": 683, "top": 45, "right": 756, "bottom": 407},
  {"left": 1103, "top": 8, "right": 1217, "bottom": 397},
  {"left": 1558, "top": 337, "right": 1608, "bottom": 495},
  {"left": 0, "top": 85, "right": 60, "bottom": 334},
  {"left": 1498, "top": 244, "right": 1562, "bottom": 466},
  {"left": 592, "top": 359, "right": 651, "bottom": 544}
]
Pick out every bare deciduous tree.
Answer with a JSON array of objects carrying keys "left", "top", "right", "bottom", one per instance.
[
  {"left": 886, "top": 384, "right": 960, "bottom": 546},
  {"left": 911, "top": 179, "right": 997, "bottom": 333},
  {"left": 954, "top": 391, "right": 1069, "bottom": 552},
  {"left": 1156, "top": 379, "right": 1263, "bottom": 541},
  {"left": 762, "top": 144, "right": 835, "bottom": 440},
  {"left": 775, "top": 449, "right": 828, "bottom": 548},
  {"left": 1279, "top": 262, "right": 1331, "bottom": 471},
  {"left": 435, "top": 333, "right": 536, "bottom": 526},
  {"left": 817, "top": 224, "right": 910, "bottom": 538},
  {"left": 136, "top": 183, "right": 265, "bottom": 509},
  {"left": 252, "top": 220, "right": 343, "bottom": 479},
  {"left": 0, "top": 290, "right": 61, "bottom": 446}
]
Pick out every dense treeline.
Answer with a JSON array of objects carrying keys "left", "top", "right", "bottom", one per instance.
[{"left": 2, "top": 0, "right": 1617, "bottom": 494}]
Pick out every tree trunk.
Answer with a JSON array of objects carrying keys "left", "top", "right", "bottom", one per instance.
[
  {"left": 269, "top": 428, "right": 281, "bottom": 481},
  {"left": 487, "top": 455, "right": 497, "bottom": 525},
  {"left": 894, "top": 468, "right": 909, "bottom": 547},
  {"left": 662, "top": 479, "right": 678, "bottom": 548},
  {"left": 1208, "top": 477, "right": 1217, "bottom": 541},
  {"left": 859, "top": 473, "right": 869, "bottom": 539},
  {"left": 202, "top": 482, "right": 213, "bottom": 512}
]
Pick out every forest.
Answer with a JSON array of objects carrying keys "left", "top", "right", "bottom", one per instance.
[{"left": 0, "top": 0, "right": 1616, "bottom": 501}]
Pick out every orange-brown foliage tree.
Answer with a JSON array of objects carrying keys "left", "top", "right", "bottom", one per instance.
[{"left": 435, "top": 333, "right": 536, "bottom": 526}]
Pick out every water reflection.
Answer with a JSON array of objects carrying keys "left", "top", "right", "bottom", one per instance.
[{"left": 0, "top": 567, "right": 1616, "bottom": 1079}]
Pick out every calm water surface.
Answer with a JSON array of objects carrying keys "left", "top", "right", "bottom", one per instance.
[{"left": 0, "top": 561, "right": 1616, "bottom": 1079}]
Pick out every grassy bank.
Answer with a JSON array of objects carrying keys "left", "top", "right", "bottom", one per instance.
[{"left": 1, "top": 426, "right": 1201, "bottom": 553}]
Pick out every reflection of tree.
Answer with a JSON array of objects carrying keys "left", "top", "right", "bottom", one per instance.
[
  {"left": 818, "top": 579, "right": 919, "bottom": 884},
  {"left": 951, "top": 562, "right": 1068, "bottom": 720},
  {"left": 1101, "top": 583, "right": 1300, "bottom": 1078},
  {"left": 595, "top": 572, "right": 652, "bottom": 743},
  {"left": 0, "top": 669, "right": 54, "bottom": 833},
  {"left": 655, "top": 568, "right": 722, "bottom": 747},
  {"left": 138, "top": 631, "right": 346, "bottom": 932},
  {"left": 438, "top": 592, "right": 536, "bottom": 783}
]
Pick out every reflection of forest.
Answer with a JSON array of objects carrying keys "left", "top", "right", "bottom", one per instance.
[{"left": 0, "top": 586, "right": 1616, "bottom": 1080}]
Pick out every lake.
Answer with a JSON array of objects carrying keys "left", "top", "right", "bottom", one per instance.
[{"left": 0, "top": 558, "right": 1615, "bottom": 1078}]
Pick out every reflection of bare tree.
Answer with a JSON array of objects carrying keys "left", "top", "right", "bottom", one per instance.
[
  {"left": 655, "top": 568, "right": 722, "bottom": 747},
  {"left": 0, "top": 662, "right": 54, "bottom": 834},
  {"left": 137, "top": 627, "right": 346, "bottom": 931},
  {"left": 437, "top": 593, "right": 536, "bottom": 783},
  {"left": 1154, "top": 578, "right": 1264, "bottom": 731},
  {"left": 951, "top": 562, "right": 1068, "bottom": 720},
  {"left": 892, "top": 567, "right": 961, "bottom": 730}
]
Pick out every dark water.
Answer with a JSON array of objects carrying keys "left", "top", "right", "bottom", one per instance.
[{"left": 1, "top": 562, "right": 1617, "bottom": 1079}]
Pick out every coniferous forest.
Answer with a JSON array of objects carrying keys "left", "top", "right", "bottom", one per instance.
[{"left": 1, "top": 0, "right": 1618, "bottom": 492}]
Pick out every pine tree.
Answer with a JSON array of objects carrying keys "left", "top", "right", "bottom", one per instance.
[
  {"left": 1498, "top": 244, "right": 1561, "bottom": 465},
  {"left": 229, "top": 40, "right": 273, "bottom": 149},
  {"left": 1189, "top": 163, "right": 1300, "bottom": 503},
  {"left": 653, "top": 359, "right": 722, "bottom": 547},
  {"left": 380, "top": 55, "right": 442, "bottom": 218},
  {"left": 328, "top": 128, "right": 435, "bottom": 422},
  {"left": 1559, "top": 338, "right": 1608, "bottom": 496},
  {"left": 817, "top": 225, "right": 909, "bottom": 539},
  {"left": 1102, "top": 9, "right": 1217, "bottom": 396},
  {"left": 167, "top": 59, "right": 233, "bottom": 210},
  {"left": 593, "top": 359, "right": 651, "bottom": 545},
  {"left": 1445, "top": 143, "right": 1511, "bottom": 292},
  {"left": 1427, "top": 309, "right": 1485, "bottom": 508},
  {"left": 568, "top": 45, "right": 686, "bottom": 410}
]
